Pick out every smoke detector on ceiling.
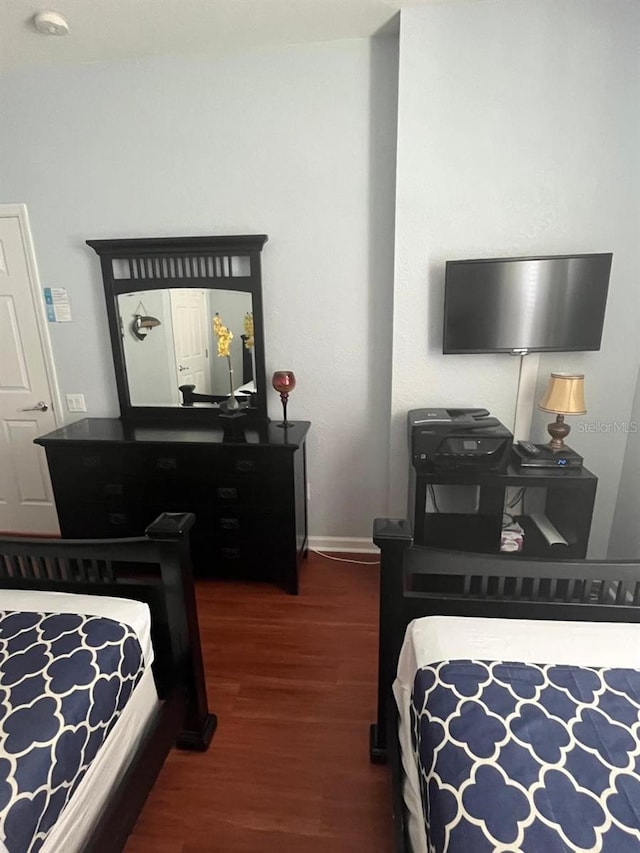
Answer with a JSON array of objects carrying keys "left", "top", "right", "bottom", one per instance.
[{"left": 33, "top": 10, "right": 69, "bottom": 36}]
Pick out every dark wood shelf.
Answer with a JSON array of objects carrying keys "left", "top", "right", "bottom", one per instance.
[
  {"left": 411, "top": 460, "right": 597, "bottom": 558},
  {"left": 416, "top": 463, "right": 597, "bottom": 487},
  {"left": 422, "top": 513, "right": 501, "bottom": 554}
]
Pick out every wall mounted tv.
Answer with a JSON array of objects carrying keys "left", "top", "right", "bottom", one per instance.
[{"left": 442, "top": 253, "right": 612, "bottom": 354}]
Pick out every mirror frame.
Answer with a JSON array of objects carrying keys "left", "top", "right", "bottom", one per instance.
[{"left": 87, "top": 234, "right": 269, "bottom": 423}]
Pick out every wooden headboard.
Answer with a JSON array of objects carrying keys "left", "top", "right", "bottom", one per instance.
[{"left": 0, "top": 511, "right": 215, "bottom": 750}]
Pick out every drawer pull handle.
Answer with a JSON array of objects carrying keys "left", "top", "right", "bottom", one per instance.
[
  {"left": 217, "top": 487, "right": 238, "bottom": 501},
  {"left": 104, "top": 483, "right": 123, "bottom": 496},
  {"left": 235, "top": 459, "right": 256, "bottom": 472},
  {"left": 219, "top": 517, "right": 240, "bottom": 530},
  {"left": 108, "top": 513, "right": 128, "bottom": 526},
  {"left": 221, "top": 547, "right": 240, "bottom": 560},
  {"left": 156, "top": 458, "right": 177, "bottom": 471}
]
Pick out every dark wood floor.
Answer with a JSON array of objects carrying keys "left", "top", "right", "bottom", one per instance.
[{"left": 125, "top": 553, "right": 393, "bottom": 852}]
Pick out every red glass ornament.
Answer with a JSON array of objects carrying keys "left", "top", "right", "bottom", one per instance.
[{"left": 272, "top": 371, "right": 296, "bottom": 427}]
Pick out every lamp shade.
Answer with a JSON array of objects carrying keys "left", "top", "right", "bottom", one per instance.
[{"left": 538, "top": 373, "right": 586, "bottom": 415}]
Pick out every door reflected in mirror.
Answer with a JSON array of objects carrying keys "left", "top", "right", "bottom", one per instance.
[{"left": 118, "top": 288, "right": 256, "bottom": 407}]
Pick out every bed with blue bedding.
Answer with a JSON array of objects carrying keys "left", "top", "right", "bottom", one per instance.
[
  {"left": 0, "top": 512, "right": 216, "bottom": 853},
  {"left": 0, "top": 609, "right": 146, "bottom": 853},
  {"left": 410, "top": 657, "right": 640, "bottom": 853},
  {"left": 370, "top": 519, "right": 640, "bottom": 853}
]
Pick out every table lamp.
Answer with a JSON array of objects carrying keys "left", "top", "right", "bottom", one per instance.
[{"left": 538, "top": 372, "right": 586, "bottom": 451}]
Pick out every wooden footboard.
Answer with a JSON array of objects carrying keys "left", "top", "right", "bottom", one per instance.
[
  {"left": 0, "top": 511, "right": 216, "bottom": 852},
  {"left": 370, "top": 516, "right": 640, "bottom": 763}
]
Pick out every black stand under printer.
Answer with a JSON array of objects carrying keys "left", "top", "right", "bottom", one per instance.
[
  {"left": 407, "top": 407, "right": 513, "bottom": 552},
  {"left": 407, "top": 407, "right": 597, "bottom": 559}
]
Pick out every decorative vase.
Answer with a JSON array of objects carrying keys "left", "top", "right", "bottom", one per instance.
[
  {"left": 272, "top": 370, "right": 296, "bottom": 427},
  {"left": 223, "top": 364, "right": 240, "bottom": 412}
]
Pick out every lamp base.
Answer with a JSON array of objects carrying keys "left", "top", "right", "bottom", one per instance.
[{"left": 546, "top": 413, "right": 571, "bottom": 451}]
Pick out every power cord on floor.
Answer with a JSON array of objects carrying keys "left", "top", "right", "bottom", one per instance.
[{"left": 311, "top": 549, "right": 380, "bottom": 565}]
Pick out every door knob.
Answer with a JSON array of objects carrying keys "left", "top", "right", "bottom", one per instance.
[
  {"left": 21, "top": 401, "right": 48, "bottom": 412},
  {"left": 178, "top": 365, "right": 189, "bottom": 372}
]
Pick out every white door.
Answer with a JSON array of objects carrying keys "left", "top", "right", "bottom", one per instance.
[
  {"left": 170, "top": 289, "right": 211, "bottom": 394},
  {"left": 0, "top": 205, "right": 61, "bottom": 534}
]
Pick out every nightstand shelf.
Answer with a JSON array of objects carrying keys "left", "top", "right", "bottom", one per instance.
[{"left": 410, "top": 459, "right": 597, "bottom": 558}]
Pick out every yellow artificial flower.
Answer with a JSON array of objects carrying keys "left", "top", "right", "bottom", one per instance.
[
  {"left": 213, "top": 313, "right": 233, "bottom": 358},
  {"left": 243, "top": 312, "right": 254, "bottom": 350}
]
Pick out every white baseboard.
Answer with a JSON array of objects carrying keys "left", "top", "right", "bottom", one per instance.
[{"left": 308, "top": 536, "right": 378, "bottom": 554}]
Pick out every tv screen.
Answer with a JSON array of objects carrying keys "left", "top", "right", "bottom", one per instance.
[{"left": 442, "top": 253, "right": 612, "bottom": 354}]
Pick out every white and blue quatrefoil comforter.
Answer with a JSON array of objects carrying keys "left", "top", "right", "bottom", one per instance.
[
  {"left": 0, "top": 609, "right": 145, "bottom": 853},
  {"left": 412, "top": 660, "right": 640, "bottom": 852}
]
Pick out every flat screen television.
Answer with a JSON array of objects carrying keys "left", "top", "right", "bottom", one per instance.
[{"left": 442, "top": 253, "right": 612, "bottom": 354}]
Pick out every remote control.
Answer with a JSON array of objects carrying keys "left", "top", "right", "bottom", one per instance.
[{"left": 517, "top": 440, "right": 540, "bottom": 456}]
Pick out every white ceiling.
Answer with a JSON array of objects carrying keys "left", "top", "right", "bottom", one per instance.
[{"left": 0, "top": 0, "right": 411, "bottom": 72}]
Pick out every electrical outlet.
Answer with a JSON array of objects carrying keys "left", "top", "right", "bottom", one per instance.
[
  {"left": 307, "top": 482, "right": 311, "bottom": 501},
  {"left": 66, "top": 393, "right": 86, "bottom": 413}
]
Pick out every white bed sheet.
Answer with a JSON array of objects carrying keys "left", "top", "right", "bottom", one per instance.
[
  {"left": 42, "top": 667, "right": 159, "bottom": 853},
  {"left": 0, "top": 589, "right": 154, "bottom": 666},
  {"left": 0, "top": 589, "right": 160, "bottom": 853},
  {"left": 393, "top": 615, "right": 640, "bottom": 853}
]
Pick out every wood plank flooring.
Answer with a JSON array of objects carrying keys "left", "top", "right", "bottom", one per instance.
[{"left": 125, "top": 553, "right": 393, "bottom": 853}]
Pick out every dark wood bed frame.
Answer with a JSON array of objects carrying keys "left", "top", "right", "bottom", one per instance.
[
  {"left": 369, "top": 517, "right": 640, "bottom": 853},
  {"left": 0, "top": 511, "right": 216, "bottom": 853}
]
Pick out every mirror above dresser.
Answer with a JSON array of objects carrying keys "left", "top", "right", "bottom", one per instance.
[
  {"left": 34, "top": 232, "right": 310, "bottom": 593},
  {"left": 87, "top": 234, "right": 269, "bottom": 423}
]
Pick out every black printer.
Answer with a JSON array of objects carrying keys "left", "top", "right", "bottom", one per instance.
[{"left": 409, "top": 408, "right": 513, "bottom": 473}]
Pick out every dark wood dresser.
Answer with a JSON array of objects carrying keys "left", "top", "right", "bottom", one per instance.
[{"left": 36, "top": 418, "right": 310, "bottom": 594}]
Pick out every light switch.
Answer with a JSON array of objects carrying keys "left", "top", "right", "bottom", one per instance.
[{"left": 66, "top": 393, "right": 86, "bottom": 412}]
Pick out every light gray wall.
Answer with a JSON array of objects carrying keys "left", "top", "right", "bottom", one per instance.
[
  {"left": 0, "top": 36, "right": 398, "bottom": 540},
  {"left": 608, "top": 367, "right": 640, "bottom": 558},
  {"left": 391, "top": 0, "right": 640, "bottom": 556}
]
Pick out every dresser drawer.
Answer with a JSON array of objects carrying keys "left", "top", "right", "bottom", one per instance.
[
  {"left": 190, "top": 535, "right": 276, "bottom": 581},
  {"left": 134, "top": 449, "right": 286, "bottom": 506},
  {"left": 56, "top": 501, "right": 155, "bottom": 539},
  {"left": 47, "top": 446, "right": 283, "bottom": 507},
  {"left": 47, "top": 445, "right": 130, "bottom": 478},
  {"left": 46, "top": 446, "right": 133, "bottom": 502},
  {"left": 144, "top": 502, "right": 275, "bottom": 542},
  {"left": 136, "top": 446, "right": 265, "bottom": 476}
]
